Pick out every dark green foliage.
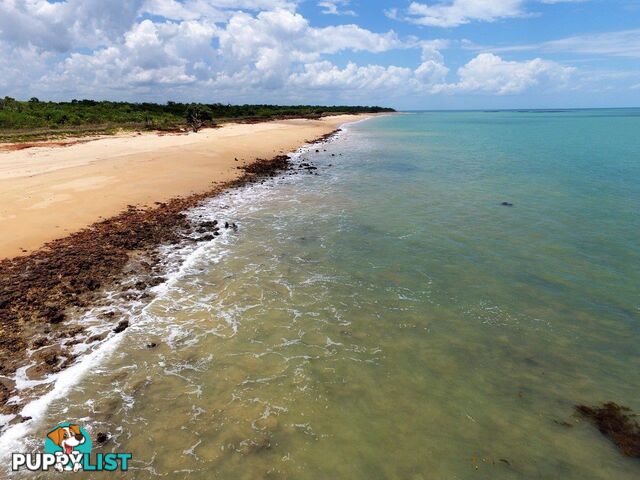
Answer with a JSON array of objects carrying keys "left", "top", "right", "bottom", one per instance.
[{"left": 0, "top": 99, "right": 394, "bottom": 140}]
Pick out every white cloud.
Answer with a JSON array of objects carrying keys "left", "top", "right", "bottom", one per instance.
[
  {"left": 389, "top": 0, "right": 591, "bottom": 28},
  {"left": 393, "top": 0, "right": 526, "bottom": 27},
  {"left": 539, "top": 0, "right": 587, "bottom": 3},
  {"left": 141, "top": 0, "right": 225, "bottom": 21},
  {"left": 435, "top": 53, "right": 574, "bottom": 94},
  {"left": 318, "top": 0, "right": 356, "bottom": 16},
  {"left": 211, "top": 8, "right": 405, "bottom": 90},
  {"left": 0, "top": 0, "right": 145, "bottom": 51},
  {"left": 487, "top": 29, "right": 640, "bottom": 59},
  {"left": 23, "top": 6, "right": 407, "bottom": 99},
  {"left": 141, "top": 0, "right": 297, "bottom": 20},
  {"left": 217, "top": 9, "right": 402, "bottom": 60},
  {"left": 289, "top": 61, "right": 412, "bottom": 90},
  {"left": 286, "top": 52, "right": 571, "bottom": 97},
  {"left": 0, "top": 1, "right": 579, "bottom": 102},
  {"left": 0, "top": 44, "right": 55, "bottom": 94}
]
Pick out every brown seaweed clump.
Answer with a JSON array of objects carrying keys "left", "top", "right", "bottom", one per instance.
[
  {"left": 576, "top": 402, "right": 640, "bottom": 457},
  {"left": 238, "top": 155, "right": 292, "bottom": 176}
]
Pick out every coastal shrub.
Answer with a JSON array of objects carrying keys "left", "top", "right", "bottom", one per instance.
[{"left": 185, "top": 104, "right": 213, "bottom": 132}]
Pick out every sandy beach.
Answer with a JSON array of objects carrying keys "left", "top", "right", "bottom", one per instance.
[{"left": 0, "top": 114, "right": 368, "bottom": 260}]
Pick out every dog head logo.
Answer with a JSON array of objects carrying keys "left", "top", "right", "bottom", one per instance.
[
  {"left": 47, "top": 424, "right": 86, "bottom": 455},
  {"left": 44, "top": 422, "right": 92, "bottom": 472}
]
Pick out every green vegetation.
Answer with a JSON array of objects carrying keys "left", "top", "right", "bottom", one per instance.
[{"left": 0, "top": 97, "right": 394, "bottom": 142}]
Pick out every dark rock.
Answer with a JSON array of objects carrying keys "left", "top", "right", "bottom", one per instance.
[
  {"left": 0, "top": 381, "right": 13, "bottom": 405},
  {"left": 147, "top": 276, "right": 165, "bottom": 287},
  {"left": 86, "top": 332, "right": 108, "bottom": 343},
  {"left": 31, "top": 336, "right": 49, "bottom": 349},
  {"left": 196, "top": 235, "right": 215, "bottom": 242},
  {"left": 96, "top": 432, "right": 109, "bottom": 444},
  {"left": 0, "top": 295, "right": 10, "bottom": 310},
  {"left": 113, "top": 320, "right": 129, "bottom": 334},
  {"left": 146, "top": 342, "right": 158, "bottom": 349},
  {"left": 40, "top": 351, "right": 59, "bottom": 366},
  {"left": 84, "top": 278, "right": 101, "bottom": 290},
  {"left": 45, "top": 306, "right": 65, "bottom": 324}
]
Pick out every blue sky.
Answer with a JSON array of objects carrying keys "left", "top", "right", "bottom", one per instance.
[{"left": 1, "top": 0, "right": 639, "bottom": 109}]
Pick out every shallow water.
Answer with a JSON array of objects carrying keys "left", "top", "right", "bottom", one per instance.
[{"left": 3, "top": 110, "right": 640, "bottom": 478}]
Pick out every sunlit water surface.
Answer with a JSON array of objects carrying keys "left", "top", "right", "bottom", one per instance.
[{"left": 5, "top": 110, "right": 640, "bottom": 479}]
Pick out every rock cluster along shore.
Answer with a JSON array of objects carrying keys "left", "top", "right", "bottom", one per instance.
[{"left": 0, "top": 129, "right": 340, "bottom": 421}]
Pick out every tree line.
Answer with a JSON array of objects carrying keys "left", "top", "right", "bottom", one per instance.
[{"left": 0, "top": 97, "right": 394, "bottom": 134}]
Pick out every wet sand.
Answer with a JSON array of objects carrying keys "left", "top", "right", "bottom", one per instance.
[{"left": 0, "top": 115, "right": 368, "bottom": 259}]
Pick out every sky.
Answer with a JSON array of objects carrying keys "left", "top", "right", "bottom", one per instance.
[{"left": 1, "top": 0, "right": 639, "bottom": 109}]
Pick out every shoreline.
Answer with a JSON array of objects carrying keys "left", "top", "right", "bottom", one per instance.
[
  {"left": 0, "top": 114, "right": 374, "bottom": 260},
  {"left": 0, "top": 122, "right": 354, "bottom": 438}
]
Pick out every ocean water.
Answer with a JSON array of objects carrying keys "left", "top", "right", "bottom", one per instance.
[{"left": 2, "top": 110, "right": 640, "bottom": 478}]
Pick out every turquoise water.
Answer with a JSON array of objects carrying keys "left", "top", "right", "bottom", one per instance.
[{"left": 3, "top": 110, "right": 640, "bottom": 478}]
